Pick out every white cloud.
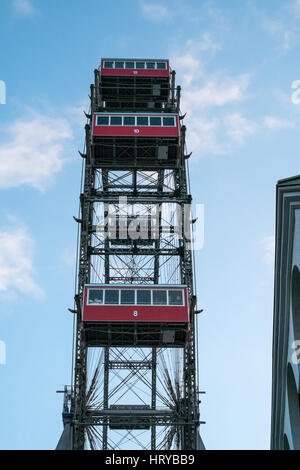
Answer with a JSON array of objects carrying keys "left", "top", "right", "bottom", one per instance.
[
  {"left": 171, "top": 41, "right": 256, "bottom": 157},
  {"left": 180, "top": 69, "right": 252, "bottom": 155},
  {"left": 182, "top": 74, "right": 250, "bottom": 111},
  {"left": 294, "top": 0, "right": 300, "bottom": 16},
  {"left": 225, "top": 113, "right": 257, "bottom": 144},
  {"left": 0, "top": 226, "right": 43, "bottom": 298},
  {"left": 12, "top": 0, "right": 35, "bottom": 17},
  {"left": 187, "top": 117, "right": 223, "bottom": 156},
  {"left": 185, "top": 111, "right": 294, "bottom": 156},
  {"left": 60, "top": 244, "right": 76, "bottom": 269},
  {"left": 0, "top": 114, "right": 73, "bottom": 190},
  {"left": 66, "top": 99, "right": 90, "bottom": 128},
  {"left": 262, "top": 235, "right": 275, "bottom": 266},
  {"left": 171, "top": 35, "right": 221, "bottom": 86},
  {"left": 186, "top": 34, "right": 221, "bottom": 55},
  {"left": 186, "top": 112, "right": 256, "bottom": 156},
  {"left": 260, "top": 16, "right": 294, "bottom": 53},
  {"left": 171, "top": 53, "right": 203, "bottom": 87},
  {"left": 141, "top": 2, "right": 168, "bottom": 21},
  {"left": 264, "top": 115, "right": 295, "bottom": 130}
]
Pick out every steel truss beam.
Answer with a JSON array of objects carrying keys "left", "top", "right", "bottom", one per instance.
[
  {"left": 109, "top": 360, "right": 152, "bottom": 370},
  {"left": 94, "top": 68, "right": 180, "bottom": 113},
  {"left": 85, "top": 193, "right": 192, "bottom": 204},
  {"left": 90, "top": 248, "right": 182, "bottom": 256},
  {"left": 84, "top": 410, "right": 183, "bottom": 427}
]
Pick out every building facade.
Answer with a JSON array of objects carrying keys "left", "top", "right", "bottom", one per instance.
[{"left": 271, "top": 176, "right": 300, "bottom": 450}]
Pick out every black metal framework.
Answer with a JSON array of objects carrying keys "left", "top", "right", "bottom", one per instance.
[
  {"left": 95, "top": 67, "right": 178, "bottom": 112},
  {"left": 60, "top": 59, "right": 202, "bottom": 450}
]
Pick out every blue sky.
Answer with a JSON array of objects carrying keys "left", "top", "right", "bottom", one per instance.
[{"left": 1, "top": 0, "right": 300, "bottom": 450}]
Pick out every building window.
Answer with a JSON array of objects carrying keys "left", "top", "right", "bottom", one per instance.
[
  {"left": 136, "top": 116, "right": 148, "bottom": 126},
  {"left": 157, "top": 62, "right": 166, "bottom": 69},
  {"left": 124, "top": 116, "right": 135, "bottom": 126},
  {"left": 137, "top": 290, "right": 151, "bottom": 304},
  {"left": 88, "top": 289, "right": 103, "bottom": 305},
  {"left": 146, "top": 62, "right": 155, "bottom": 69},
  {"left": 121, "top": 290, "right": 135, "bottom": 305},
  {"left": 136, "top": 62, "right": 145, "bottom": 69},
  {"left": 105, "top": 289, "right": 119, "bottom": 305},
  {"left": 97, "top": 116, "right": 109, "bottom": 125},
  {"left": 150, "top": 117, "right": 162, "bottom": 126},
  {"left": 104, "top": 61, "right": 113, "bottom": 68},
  {"left": 110, "top": 116, "right": 122, "bottom": 125},
  {"left": 115, "top": 61, "right": 124, "bottom": 69},
  {"left": 163, "top": 117, "right": 175, "bottom": 126},
  {"left": 153, "top": 290, "right": 167, "bottom": 305},
  {"left": 168, "top": 290, "right": 183, "bottom": 306}
]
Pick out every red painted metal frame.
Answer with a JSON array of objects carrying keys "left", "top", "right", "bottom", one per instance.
[
  {"left": 83, "top": 285, "right": 189, "bottom": 323},
  {"left": 92, "top": 114, "right": 179, "bottom": 138}
]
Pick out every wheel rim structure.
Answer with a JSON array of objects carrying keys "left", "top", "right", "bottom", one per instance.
[{"left": 57, "top": 58, "right": 204, "bottom": 451}]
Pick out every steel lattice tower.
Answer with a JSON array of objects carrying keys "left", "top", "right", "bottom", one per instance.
[{"left": 57, "top": 58, "right": 204, "bottom": 451}]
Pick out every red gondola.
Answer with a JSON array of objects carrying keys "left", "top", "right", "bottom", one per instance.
[
  {"left": 91, "top": 112, "right": 180, "bottom": 167},
  {"left": 98, "top": 59, "right": 171, "bottom": 112},
  {"left": 100, "top": 59, "right": 169, "bottom": 78},
  {"left": 92, "top": 112, "right": 179, "bottom": 138},
  {"left": 82, "top": 284, "right": 189, "bottom": 347}
]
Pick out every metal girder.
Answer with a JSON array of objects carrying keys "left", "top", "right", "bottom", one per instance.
[
  {"left": 108, "top": 276, "right": 155, "bottom": 282},
  {"left": 95, "top": 68, "right": 180, "bottom": 113},
  {"left": 109, "top": 360, "right": 152, "bottom": 370},
  {"left": 84, "top": 409, "right": 184, "bottom": 427},
  {"left": 88, "top": 192, "right": 192, "bottom": 204},
  {"left": 83, "top": 411, "right": 205, "bottom": 428},
  {"left": 67, "top": 59, "right": 201, "bottom": 451},
  {"left": 90, "top": 248, "right": 182, "bottom": 256}
]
